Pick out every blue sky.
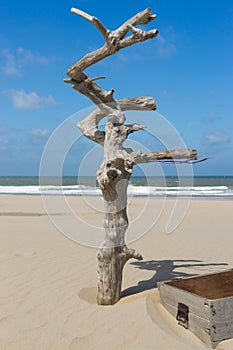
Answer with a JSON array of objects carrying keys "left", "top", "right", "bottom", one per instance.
[{"left": 0, "top": 0, "right": 232, "bottom": 176}]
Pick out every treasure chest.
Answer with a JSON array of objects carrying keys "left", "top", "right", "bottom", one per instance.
[{"left": 158, "top": 269, "right": 233, "bottom": 348}]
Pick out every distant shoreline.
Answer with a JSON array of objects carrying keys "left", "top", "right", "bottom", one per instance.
[{"left": 1, "top": 175, "right": 233, "bottom": 198}]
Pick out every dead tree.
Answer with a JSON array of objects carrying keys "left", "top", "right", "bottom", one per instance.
[{"left": 65, "top": 7, "right": 197, "bottom": 305}]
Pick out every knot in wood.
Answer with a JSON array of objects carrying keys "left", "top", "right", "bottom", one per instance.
[
  {"left": 107, "top": 168, "right": 121, "bottom": 180},
  {"left": 94, "top": 130, "right": 105, "bottom": 142},
  {"left": 106, "top": 31, "right": 120, "bottom": 50},
  {"left": 106, "top": 161, "right": 122, "bottom": 182},
  {"left": 124, "top": 159, "right": 133, "bottom": 174}
]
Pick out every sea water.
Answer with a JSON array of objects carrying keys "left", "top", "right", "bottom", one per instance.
[{"left": 0, "top": 176, "right": 232, "bottom": 198}]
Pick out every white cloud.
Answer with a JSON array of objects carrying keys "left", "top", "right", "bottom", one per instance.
[
  {"left": 202, "top": 112, "right": 222, "bottom": 123},
  {"left": 17, "top": 47, "right": 48, "bottom": 65},
  {"left": 0, "top": 124, "right": 9, "bottom": 133},
  {"left": 28, "top": 128, "right": 50, "bottom": 145},
  {"left": 149, "top": 26, "right": 178, "bottom": 58},
  {"left": 1, "top": 48, "right": 48, "bottom": 76},
  {"left": 3, "top": 89, "right": 56, "bottom": 110},
  {"left": 207, "top": 113, "right": 221, "bottom": 122},
  {"left": 0, "top": 138, "right": 10, "bottom": 151},
  {"left": 156, "top": 34, "right": 177, "bottom": 58},
  {"left": 205, "top": 130, "right": 231, "bottom": 145},
  {"left": 160, "top": 89, "right": 174, "bottom": 97},
  {"left": 1, "top": 49, "right": 20, "bottom": 76},
  {"left": 29, "top": 128, "right": 50, "bottom": 136}
]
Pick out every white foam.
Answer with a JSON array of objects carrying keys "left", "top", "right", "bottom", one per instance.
[{"left": 0, "top": 184, "right": 232, "bottom": 197}]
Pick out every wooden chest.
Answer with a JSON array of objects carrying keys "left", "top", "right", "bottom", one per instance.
[{"left": 158, "top": 269, "right": 233, "bottom": 348}]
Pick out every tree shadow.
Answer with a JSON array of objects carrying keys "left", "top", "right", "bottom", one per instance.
[{"left": 121, "top": 259, "right": 229, "bottom": 298}]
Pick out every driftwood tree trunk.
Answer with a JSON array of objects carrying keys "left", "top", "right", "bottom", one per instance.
[{"left": 65, "top": 7, "right": 197, "bottom": 305}]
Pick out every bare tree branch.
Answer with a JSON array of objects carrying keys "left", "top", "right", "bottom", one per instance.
[
  {"left": 115, "top": 8, "right": 157, "bottom": 40},
  {"left": 130, "top": 149, "right": 198, "bottom": 164},
  {"left": 66, "top": 8, "right": 158, "bottom": 81},
  {"left": 77, "top": 96, "right": 156, "bottom": 145},
  {"left": 71, "top": 8, "right": 108, "bottom": 39}
]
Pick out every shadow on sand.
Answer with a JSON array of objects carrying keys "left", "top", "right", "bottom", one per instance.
[{"left": 121, "top": 259, "right": 229, "bottom": 298}]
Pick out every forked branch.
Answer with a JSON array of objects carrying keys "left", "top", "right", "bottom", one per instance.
[{"left": 66, "top": 8, "right": 158, "bottom": 81}]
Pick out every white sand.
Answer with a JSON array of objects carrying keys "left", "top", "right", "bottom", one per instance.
[{"left": 0, "top": 195, "right": 233, "bottom": 350}]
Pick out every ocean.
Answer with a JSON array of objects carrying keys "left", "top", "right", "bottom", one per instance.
[{"left": 0, "top": 176, "right": 232, "bottom": 198}]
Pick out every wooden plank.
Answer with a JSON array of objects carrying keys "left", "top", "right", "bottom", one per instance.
[
  {"left": 159, "top": 282, "right": 213, "bottom": 346},
  {"left": 211, "top": 324, "right": 233, "bottom": 342},
  {"left": 210, "top": 298, "right": 233, "bottom": 342},
  {"left": 159, "top": 283, "right": 211, "bottom": 320},
  {"left": 160, "top": 301, "right": 212, "bottom": 347},
  {"left": 211, "top": 296, "right": 233, "bottom": 321},
  {"left": 164, "top": 269, "right": 233, "bottom": 299}
]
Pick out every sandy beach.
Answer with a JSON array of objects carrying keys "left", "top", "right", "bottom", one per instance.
[{"left": 0, "top": 195, "right": 233, "bottom": 350}]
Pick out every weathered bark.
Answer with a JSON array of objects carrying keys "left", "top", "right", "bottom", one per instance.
[
  {"left": 65, "top": 7, "right": 198, "bottom": 305},
  {"left": 96, "top": 163, "right": 142, "bottom": 305},
  {"left": 76, "top": 97, "right": 156, "bottom": 145},
  {"left": 96, "top": 121, "right": 143, "bottom": 304}
]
